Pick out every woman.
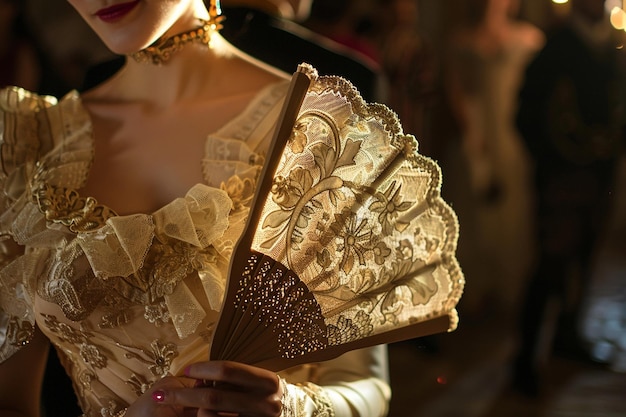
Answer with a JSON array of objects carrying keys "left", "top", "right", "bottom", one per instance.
[
  {"left": 444, "top": 0, "right": 543, "bottom": 318},
  {"left": 0, "top": 1, "right": 390, "bottom": 416}
]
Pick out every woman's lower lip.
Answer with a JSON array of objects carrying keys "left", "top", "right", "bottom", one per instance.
[{"left": 95, "top": 0, "right": 140, "bottom": 23}]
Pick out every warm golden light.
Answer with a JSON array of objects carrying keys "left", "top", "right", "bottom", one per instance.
[
  {"left": 552, "top": 0, "right": 569, "bottom": 4},
  {"left": 610, "top": 7, "right": 626, "bottom": 30}
]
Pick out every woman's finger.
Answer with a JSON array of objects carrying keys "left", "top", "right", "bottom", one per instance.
[
  {"left": 184, "top": 361, "right": 280, "bottom": 393},
  {"left": 152, "top": 386, "right": 282, "bottom": 417},
  {"left": 125, "top": 376, "right": 196, "bottom": 417}
]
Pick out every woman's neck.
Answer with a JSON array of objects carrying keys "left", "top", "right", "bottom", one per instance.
[
  {"left": 85, "top": 33, "right": 287, "bottom": 112},
  {"left": 92, "top": 33, "right": 234, "bottom": 108}
]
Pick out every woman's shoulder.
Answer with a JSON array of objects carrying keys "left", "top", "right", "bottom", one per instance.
[
  {"left": 219, "top": 49, "right": 291, "bottom": 96},
  {"left": 0, "top": 86, "right": 89, "bottom": 184},
  {"left": 0, "top": 86, "right": 64, "bottom": 113},
  {"left": 0, "top": 87, "right": 85, "bottom": 127},
  {"left": 0, "top": 86, "right": 85, "bottom": 137}
]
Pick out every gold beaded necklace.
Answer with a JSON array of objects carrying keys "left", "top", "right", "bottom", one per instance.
[{"left": 130, "top": 2, "right": 224, "bottom": 65}]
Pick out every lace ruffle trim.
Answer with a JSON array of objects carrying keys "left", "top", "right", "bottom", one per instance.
[{"left": 0, "top": 86, "right": 274, "bottom": 348}]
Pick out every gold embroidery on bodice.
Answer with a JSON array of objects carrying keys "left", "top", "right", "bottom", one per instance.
[{"left": 0, "top": 83, "right": 289, "bottom": 416}]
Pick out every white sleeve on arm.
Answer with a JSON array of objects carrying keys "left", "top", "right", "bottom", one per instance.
[{"left": 279, "top": 345, "right": 391, "bottom": 417}]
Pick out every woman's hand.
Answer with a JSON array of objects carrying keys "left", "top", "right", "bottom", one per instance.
[
  {"left": 144, "top": 361, "right": 283, "bottom": 417},
  {"left": 125, "top": 375, "right": 196, "bottom": 417}
]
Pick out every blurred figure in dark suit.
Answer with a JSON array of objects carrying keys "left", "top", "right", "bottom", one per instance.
[
  {"left": 513, "top": 0, "right": 626, "bottom": 396},
  {"left": 219, "top": 0, "right": 385, "bottom": 102}
]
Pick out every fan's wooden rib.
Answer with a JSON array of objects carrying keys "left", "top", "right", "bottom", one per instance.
[
  {"left": 224, "top": 254, "right": 328, "bottom": 364},
  {"left": 254, "top": 315, "right": 452, "bottom": 372},
  {"left": 216, "top": 255, "right": 261, "bottom": 357},
  {"left": 211, "top": 67, "right": 313, "bottom": 361},
  {"left": 220, "top": 246, "right": 312, "bottom": 363},
  {"left": 237, "top": 68, "right": 312, "bottom": 252},
  {"left": 221, "top": 255, "right": 281, "bottom": 359},
  {"left": 225, "top": 258, "right": 284, "bottom": 360}
]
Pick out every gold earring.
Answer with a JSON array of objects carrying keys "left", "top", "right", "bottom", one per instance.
[{"left": 207, "top": 0, "right": 224, "bottom": 31}]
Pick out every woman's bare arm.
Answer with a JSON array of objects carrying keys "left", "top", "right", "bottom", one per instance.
[{"left": 0, "top": 327, "right": 49, "bottom": 417}]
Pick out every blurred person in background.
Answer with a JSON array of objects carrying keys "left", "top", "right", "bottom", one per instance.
[
  {"left": 304, "top": 0, "right": 381, "bottom": 68},
  {"left": 513, "top": 0, "right": 626, "bottom": 396},
  {"left": 444, "top": 0, "right": 544, "bottom": 320},
  {"left": 377, "top": 0, "right": 438, "bottom": 153},
  {"left": 578, "top": 156, "right": 626, "bottom": 374},
  {"left": 220, "top": 0, "right": 385, "bottom": 102}
]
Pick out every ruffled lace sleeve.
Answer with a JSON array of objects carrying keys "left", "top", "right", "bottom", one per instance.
[
  {"left": 279, "top": 346, "right": 390, "bottom": 417},
  {"left": 0, "top": 87, "right": 60, "bottom": 362}
]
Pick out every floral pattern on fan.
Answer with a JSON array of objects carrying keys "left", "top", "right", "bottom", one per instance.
[{"left": 211, "top": 66, "right": 463, "bottom": 371}]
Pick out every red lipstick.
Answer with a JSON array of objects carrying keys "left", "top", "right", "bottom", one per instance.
[{"left": 95, "top": 0, "right": 140, "bottom": 23}]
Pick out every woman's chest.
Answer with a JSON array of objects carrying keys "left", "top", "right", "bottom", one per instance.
[{"left": 79, "top": 102, "right": 237, "bottom": 215}]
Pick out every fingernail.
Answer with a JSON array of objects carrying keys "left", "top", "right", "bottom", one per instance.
[{"left": 152, "top": 390, "right": 166, "bottom": 402}]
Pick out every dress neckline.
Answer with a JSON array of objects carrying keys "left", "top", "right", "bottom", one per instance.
[{"left": 29, "top": 79, "right": 289, "bottom": 230}]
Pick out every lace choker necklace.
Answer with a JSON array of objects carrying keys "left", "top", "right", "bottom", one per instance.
[{"left": 130, "top": 16, "right": 224, "bottom": 65}]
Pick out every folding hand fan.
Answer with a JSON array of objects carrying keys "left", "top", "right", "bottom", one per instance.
[{"left": 210, "top": 64, "right": 464, "bottom": 372}]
